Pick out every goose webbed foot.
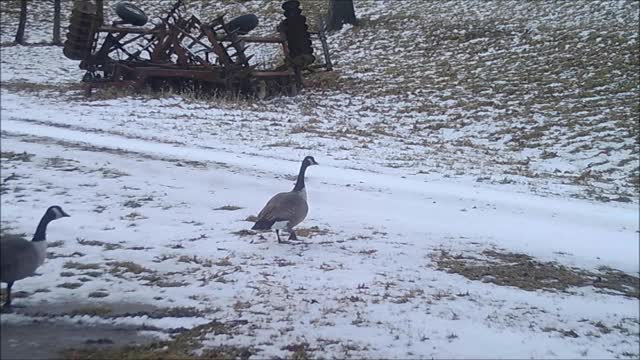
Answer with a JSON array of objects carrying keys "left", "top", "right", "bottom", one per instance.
[
  {"left": 1, "top": 304, "right": 15, "bottom": 313},
  {"left": 288, "top": 231, "right": 298, "bottom": 241}
]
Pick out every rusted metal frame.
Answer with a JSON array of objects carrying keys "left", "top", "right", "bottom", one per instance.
[
  {"left": 91, "top": 31, "right": 149, "bottom": 64},
  {"left": 166, "top": 23, "right": 215, "bottom": 67},
  {"left": 109, "top": 34, "right": 149, "bottom": 62},
  {"left": 87, "top": 32, "right": 128, "bottom": 66},
  {"left": 210, "top": 16, "right": 248, "bottom": 66},
  {"left": 222, "top": 27, "right": 249, "bottom": 66},
  {"left": 202, "top": 25, "right": 233, "bottom": 67},
  {"left": 251, "top": 70, "right": 296, "bottom": 78},
  {"left": 133, "top": 67, "right": 226, "bottom": 83},
  {"left": 277, "top": 28, "right": 291, "bottom": 61},
  {"left": 98, "top": 26, "right": 158, "bottom": 34},
  {"left": 131, "top": 34, "right": 158, "bottom": 59},
  {"left": 238, "top": 35, "right": 285, "bottom": 44},
  {"left": 309, "top": 31, "right": 332, "bottom": 71},
  {"left": 168, "top": 23, "right": 214, "bottom": 56},
  {"left": 150, "top": 25, "right": 175, "bottom": 62},
  {"left": 113, "top": 32, "right": 148, "bottom": 49},
  {"left": 163, "top": 0, "right": 184, "bottom": 24}
]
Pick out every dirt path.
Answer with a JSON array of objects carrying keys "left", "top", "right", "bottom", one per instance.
[{"left": 1, "top": 302, "right": 166, "bottom": 359}]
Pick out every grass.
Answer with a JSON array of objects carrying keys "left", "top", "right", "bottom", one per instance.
[
  {"left": 57, "top": 282, "right": 84, "bottom": 289},
  {"left": 88, "top": 291, "right": 110, "bottom": 298},
  {"left": 1, "top": 151, "right": 34, "bottom": 162},
  {"left": 63, "top": 261, "right": 101, "bottom": 270},
  {"left": 68, "top": 306, "right": 113, "bottom": 317},
  {"left": 108, "top": 261, "right": 152, "bottom": 275},
  {"left": 213, "top": 205, "right": 243, "bottom": 211},
  {"left": 282, "top": 342, "right": 315, "bottom": 360},
  {"left": 76, "top": 238, "right": 123, "bottom": 250},
  {"left": 294, "top": 226, "right": 331, "bottom": 238},
  {"left": 1, "top": 0, "right": 638, "bottom": 203},
  {"left": 60, "top": 320, "right": 254, "bottom": 360},
  {"left": 177, "top": 255, "right": 214, "bottom": 267},
  {"left": 432, "top": 248, "right": 640, "bottom": 298}
]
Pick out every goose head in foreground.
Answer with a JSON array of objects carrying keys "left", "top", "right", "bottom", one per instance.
[
  {"left": 1, "top": 205, "right": 70, "bottom": 311},
  {"left": 252, "top": 156, "right": 318, "bottom": 243}
]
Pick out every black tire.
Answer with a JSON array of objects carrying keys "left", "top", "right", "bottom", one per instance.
[
  {"left": 282, "top": 0, "right": 301, "bottom": 11},
  {"left": 115, "top": 2, "right": 148, "bottom": 26},
  {"left": 227, "top": 14, "right": 259, "bottom": 35}
]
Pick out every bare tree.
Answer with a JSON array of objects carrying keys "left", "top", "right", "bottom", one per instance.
[
  {"left": 327, "top": 0, "right": 357, "bottom": 31},
  {"left": 15, "top": 0, "right": 28, "bottom": 44},
  {"left": 53, "top": 0, "right": 61, "bottom": 45}
]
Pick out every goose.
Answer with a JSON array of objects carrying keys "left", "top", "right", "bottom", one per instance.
[
  {"left": 1, "top": 205, "right": 70, "bottom": 311},
  {"left": 252, "top": 156, "right": 318, "bottom": 243}
]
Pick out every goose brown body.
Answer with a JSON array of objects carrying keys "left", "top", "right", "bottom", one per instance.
[{"left": 252, "top": 156, "right": 318, "bottom": 242}]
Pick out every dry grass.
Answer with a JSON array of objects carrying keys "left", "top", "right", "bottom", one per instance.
[
  {"left": 432, "top": 248, "right": 639, "bottom": 298},
  {"left": 57, "top": 282, "right": 84, "bottom": 289},
  {"left": 60, "top": 320, "right": 253, "bottom": 360},
  {"left": 63, "top": 262, "right": 101, "bottom": 270},
  {"left": 1, "top": 151, "right": 35, "bottom": 162},
  {"left": 213, "top": 205, "right": 243, "bottom": 211},
  {"left": 108, "top": 261, "right": 152, "bottom": 275}
]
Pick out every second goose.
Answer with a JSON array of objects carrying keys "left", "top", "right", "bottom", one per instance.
[
  {"left": 252, "top": 156, "right": 318, "bottom": 243},
  {"left": 1, "top": 205, "right": 70, "bottom": 311}
]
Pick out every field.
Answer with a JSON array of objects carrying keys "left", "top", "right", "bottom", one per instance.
[{"left": 0, "top": 0, "right": 638, "bottom": 359}]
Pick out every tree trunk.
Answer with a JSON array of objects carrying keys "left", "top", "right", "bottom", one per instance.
[
  {"left": 53, "top": 0, "right": 61, "bottom": 45},
  {"left": 327, "top": 0, "right": 357, "bottom": 31},
  {"left": 96, "top": 0, "right": 104, "bottom": 24},
  {"left": 15, "top": 0, "right": 28, "bottom": 45}
]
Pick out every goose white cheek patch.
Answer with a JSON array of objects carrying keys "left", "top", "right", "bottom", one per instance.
[
  {"left": 273, "top": 221, "right": 288, "bottom": 230},
  {"left": 51, "top": 207, "right": 64, "bottom": 219}
]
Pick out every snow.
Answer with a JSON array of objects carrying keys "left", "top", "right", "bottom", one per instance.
[
  {"left": 1, "top": 0, "right": 639, "bottom": 358},
  {"left": 1, "top": 117, "right": 638, "bottom": 358}
]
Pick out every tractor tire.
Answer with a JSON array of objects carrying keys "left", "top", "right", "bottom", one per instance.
[
  {"left": 115, "top": 2, "right": 148, "bottom": 26},
  {"left": 227, "top": 14, "right": 259, "bottom": 35}
]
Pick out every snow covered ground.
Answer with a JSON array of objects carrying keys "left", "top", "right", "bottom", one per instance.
[{"left": 1, "top": 0, "right": 639, "bottom": 358}]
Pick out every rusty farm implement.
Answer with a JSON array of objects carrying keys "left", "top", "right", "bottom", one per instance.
[{"left": 63, "top": 0, "right": 332, "bottom": 98}]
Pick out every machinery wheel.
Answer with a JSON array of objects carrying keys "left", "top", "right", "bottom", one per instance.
[
  {"left": 115, "top": 2, "right": 148, "bottom": 26},
  {"left": 227, "top": 14, "right": 259, "bottom": 35}
]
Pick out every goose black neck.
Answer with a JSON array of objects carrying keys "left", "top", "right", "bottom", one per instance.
[
  {"left": 32, "top": 213, "right": 52, "bottom": 242},
  {"left": 293, "top": 161, "right": 309, "bottom": 192}
]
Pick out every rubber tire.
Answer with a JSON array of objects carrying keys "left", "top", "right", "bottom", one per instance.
[
  {"left": 227, "top": 14, "right": 259, "bottom": 35},
  {"left": 115, "top": 2, "right": 148, "bottom": 26},
  {"left": 282, "top": 0, "right": 301, "bottom": 11}
]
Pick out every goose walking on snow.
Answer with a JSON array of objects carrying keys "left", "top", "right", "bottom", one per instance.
[
  {"left": 252, "top": 156, "right": 318, "bottom": 243},
  {"left": 1, "top": 205, "right": 70, "bottom": 311}
]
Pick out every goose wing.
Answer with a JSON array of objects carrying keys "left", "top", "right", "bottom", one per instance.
[
  {"left": 1, "top": 237, "right": 39, "bottom": 282},
  {"left": 254, "top": 192, "right": 308, "bottom": 229}
]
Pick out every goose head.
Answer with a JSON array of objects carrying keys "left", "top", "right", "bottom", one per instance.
[
  {"left": 46, "top": 205, "right": 70, "bottom": 221},
  {"left": 303, "top": 156, "right": 319, "bottom": 167}
]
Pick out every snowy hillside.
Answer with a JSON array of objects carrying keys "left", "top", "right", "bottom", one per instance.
[{"left": 1, "top": 0, "right": 638, "bottom": 359}]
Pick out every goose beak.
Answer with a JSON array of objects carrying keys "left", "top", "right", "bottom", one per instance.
[
  {"left": 61, "top": 210, "right": 70, "bottom": 217},
  {"left": 312, "top": 159, "right": 319, "bottom": 165}
]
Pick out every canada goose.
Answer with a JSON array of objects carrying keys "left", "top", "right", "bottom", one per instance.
[
  {"left": 252, "top": 156, "right": 318, "bottom": 243},
  {"left": 1, "top": 205, "right": 70, "bottom": 311}
]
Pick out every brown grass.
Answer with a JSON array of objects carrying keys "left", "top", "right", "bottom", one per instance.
[{"left": 432, "top": 248, "right": 639, "bottom": 298}]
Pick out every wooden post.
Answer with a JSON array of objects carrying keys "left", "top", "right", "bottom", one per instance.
[
  {"left": 15, "top": 0, "right": 28, "bottom": 45},
  {"left": 53, "top": 0, "right": 61, "bottom": 45}
]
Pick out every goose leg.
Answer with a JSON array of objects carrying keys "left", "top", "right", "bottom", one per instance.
[
  {"left": 288, "top": 230, "right": 298, "bottom": 241},
  {"left": 1, "top": 282, "right": 13, "bottom": 312},
  {"left": 276, "top": 230, "right": 282, "bottom": 243}
]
